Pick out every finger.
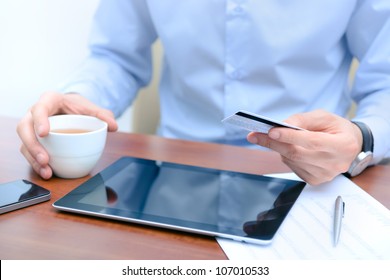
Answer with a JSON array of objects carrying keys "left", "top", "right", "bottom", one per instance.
[
  {"left": 248, "top": 131, "right": 314, "bottom": 160},
  {"left": 61, "top": 93, "right": 119, "bottom": 132},
  {"left": 249, "top": 131, "right": 340, "bottom": 173},
  {"left": 268, "top": 127, "right": 332, "bottom": 151},
  {"left": 247, "top": 131, "right": 267, "bottom": 145},
  {"left": 281, "top": 156, "right": 334, "bottom": 185},
  {"left": 30, "top": 92, "right": 64, "bottom": 137},
  {"left": 31, "top": 108, "right": 51, "bottom": 137},
  {"left": 248, "top": 131, "right": 290, "bottom": 153},
  {"left": 16, "top": 113, "right": 50, "bottom": 166},
  {"left": 95, "top": 109, "right": 118, "bottom": 132},
  {"left": 283, "top": 109, "right": 333, "bottom": 131},
  {"left": 77, "top": 105, "right": 118, "bottom": 132},
  {"left": 248, "top": 132, "right": 316, "bottom": 167},
  {"left": 20, "top": 144, "right": 52, "bottom": 179},
  {"left": 282, "top": 160, "right": 316, "bottom": 184}
]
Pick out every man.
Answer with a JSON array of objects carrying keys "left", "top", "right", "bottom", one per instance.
[{"left": 17, "top": 0, "right": 390, "bottom": 185}]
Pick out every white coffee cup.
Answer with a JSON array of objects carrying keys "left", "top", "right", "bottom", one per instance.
[{"left": 38, "top": 114, "right": 108, "bottom": 179}]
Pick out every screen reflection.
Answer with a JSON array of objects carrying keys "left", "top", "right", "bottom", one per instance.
[{"left": 78, "top": 158, "right": 305, "bottom": 239}]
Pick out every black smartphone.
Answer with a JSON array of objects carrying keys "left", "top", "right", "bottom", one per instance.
[{"left": 0, "top": 179, "right": 51, "bottom": 214}]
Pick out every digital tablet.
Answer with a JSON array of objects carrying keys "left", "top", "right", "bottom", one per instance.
[{"left": 53, "top": 157, "right": 306, "bottom": 245}]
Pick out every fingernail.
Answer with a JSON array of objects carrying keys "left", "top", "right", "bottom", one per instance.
[
  {"left": 247, "top": 134, "right": 258, "bottom": 144},
  {"left": 36, "top": 153, "right": 45, "bottom": 165},
  {"left": 40, "top": 167, "right": 51, "bottom": 179},
  {"left": 269, "top": 130, "right": 280, "bottom": 140},
  {"left": 36, "top": 124, "right": 45, "bottom": 136}
]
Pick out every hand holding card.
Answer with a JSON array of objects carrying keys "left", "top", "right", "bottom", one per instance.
[{"left": 222, "top": 110, "right": 304, "bottom": 133}]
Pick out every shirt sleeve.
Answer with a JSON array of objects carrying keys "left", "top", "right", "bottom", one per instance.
[
  {"left": 346, "top": 0, "right": 390, "bottom": 162},
  {"left": 58, "top": 0, "right": 157, "bottom": 117}
]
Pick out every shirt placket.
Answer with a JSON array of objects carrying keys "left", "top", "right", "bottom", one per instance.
[{"left": 224, "top": 0, "right": 249, "bottom": 139}]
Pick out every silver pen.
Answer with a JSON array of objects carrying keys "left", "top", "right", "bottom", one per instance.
[{"left": 333, "top": 195, "right": 345, "bottom": 247}]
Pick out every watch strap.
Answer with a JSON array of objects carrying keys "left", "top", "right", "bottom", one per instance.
[
  {"left": 343, "top": 121, "right": 374, "bottom": 178},
  {"left": 352, "top": 121, "right": 374, "bottom": 153}
]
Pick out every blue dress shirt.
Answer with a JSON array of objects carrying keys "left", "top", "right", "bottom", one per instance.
[{"left": 60, "top": 0, "right": 390, "bottom": 163}]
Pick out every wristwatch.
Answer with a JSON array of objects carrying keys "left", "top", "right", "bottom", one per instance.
[{"left": 345, "top": 121, "right": 374, "bottom": 177}]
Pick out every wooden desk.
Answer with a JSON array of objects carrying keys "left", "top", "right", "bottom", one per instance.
[{"left": 0, "top": 115, "right": 389, "bottom": 259}]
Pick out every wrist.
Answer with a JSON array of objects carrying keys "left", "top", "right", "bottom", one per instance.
[
  {"left": 345, "top": 121, "right": 374, "bottom": 177},
  {"left": 351, "top": 121, "right": 364, "bottom": 157}
]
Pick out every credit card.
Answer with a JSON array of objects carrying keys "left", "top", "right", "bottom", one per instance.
[{"left": 222, "top": 110, "right": 304, "bottom": 134}]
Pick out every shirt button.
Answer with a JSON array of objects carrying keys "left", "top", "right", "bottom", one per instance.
[
  {"left": 230, "top": 70, "right": 243, "bottom": 80},
  {"left": 234, "top": 6, "right": 244, "bottom": 14}
]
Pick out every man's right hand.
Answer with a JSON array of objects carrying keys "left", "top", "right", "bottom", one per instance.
[{"left": 16, "top": 92, "right": 118, "bottom": 179}]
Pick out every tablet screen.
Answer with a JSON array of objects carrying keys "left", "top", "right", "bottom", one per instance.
[{"left": 53, "top": 157, "right": 306, "bottom": 245}]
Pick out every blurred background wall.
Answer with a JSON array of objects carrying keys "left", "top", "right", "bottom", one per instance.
[{"left": 0, "top": 0, "right": 136, "bottom": 132}]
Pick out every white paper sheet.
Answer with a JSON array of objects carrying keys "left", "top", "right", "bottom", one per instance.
[{"left": 217, "top": 174, "right": 390, "bottom": 260}]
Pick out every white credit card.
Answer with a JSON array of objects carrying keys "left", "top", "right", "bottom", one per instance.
[{"left": 222, "top": 110, "right": 304, "bottom": 134}]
